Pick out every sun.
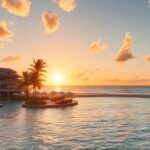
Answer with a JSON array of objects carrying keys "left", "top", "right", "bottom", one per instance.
[{"left": 52, "top": 73, "right": 64, "bottom": 84}]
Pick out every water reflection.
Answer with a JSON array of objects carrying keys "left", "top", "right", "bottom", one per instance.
[
  {"left": 53, "top": 86, "right": 62, "bottom": 92},
  {"left": 0, "top": 98, "right": 150, "bottom": 149}
]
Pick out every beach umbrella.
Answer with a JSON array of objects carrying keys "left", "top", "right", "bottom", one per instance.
[
  {"left": 58, "top": 91, "right": 65, "bottom": 96},
  {"left": 41, "top": 92, "right": 48, "bottom": 97},
  {"left": 66, "top": 91, "right": 74, "bottom": 99},
  {"left": 49, "top": 91, "right": 57, "bottom": 97}
]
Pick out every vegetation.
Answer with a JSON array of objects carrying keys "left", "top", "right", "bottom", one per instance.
[
  {"left": 20, "top": 59, "right": 47, "bottom": 100},
  {"left": 20, "top": 71, "right": 31, "bottom": 97},
  {"left": 29, "top": 59, "right": 47, "bottom": 98},
  {"left": 20, "top": 59, "right": 74, "bottom": 106},
  {"left": 25, "top": 99, "right": 46, "bottom": 105}
]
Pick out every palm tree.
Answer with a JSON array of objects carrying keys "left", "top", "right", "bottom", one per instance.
[
  {"left": 29, "top": 59, "right": 47, "bottom": 98},
  {"left": 30, "top": 71, "right": 45, "bottom": 98},
  {"left": 20, "top": 71, "right": 31, "bottom": 97},
  {"left": 29, "top": 59, "right": 47, "bottom": 75}
]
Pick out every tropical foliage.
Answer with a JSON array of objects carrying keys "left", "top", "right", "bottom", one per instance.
[
  {"left": 25, "top": 99, "right": 46, "bottom": 105},
  {"left": 20, "top": 59, "right": 47, "bottom": 98},
  {"left": 29, "top": 59, "right": 47, "bottom": 97},
  {"left": 20, "top": 71, "right": 31, "bottom": 97}
]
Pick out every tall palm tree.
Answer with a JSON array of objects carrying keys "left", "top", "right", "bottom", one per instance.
[
  {"left": 29, "top": 59, "right": 47, "bottom": 75},
  {"left": 30, "top": 71, "right": 45, "bottom": 98},
  {"left": 20, "top": 71, "right": 31, "bottom": 97},
  {"left": 29, "top": 59, "right": 47, "bottom": 98}
]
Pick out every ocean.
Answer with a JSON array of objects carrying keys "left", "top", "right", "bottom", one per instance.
[
  {"left": 43, "top": 86, "right": 150, "bottom": 95},
  {"left": 0, "top": 86, "right": 150, "bottom": 150}
]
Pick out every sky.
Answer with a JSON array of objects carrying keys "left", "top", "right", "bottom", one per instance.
[{"left": 1, "top": 0, "right": 150, "bottom": 86}]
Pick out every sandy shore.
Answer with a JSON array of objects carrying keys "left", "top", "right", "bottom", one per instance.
[{"left": 74, "top": 93, "right": 150, "bottom": 98}]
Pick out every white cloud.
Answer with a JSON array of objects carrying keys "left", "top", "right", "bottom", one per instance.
[
  {"left": 89, "top": 38, "right": 109, "bottom": 52},
  {"left": 42, "top": 12, "right": 60, "bottom": 33},
  {"left": 53, "top": 0, "right": 76, "bottom": 12},
  {"left": 1, "top": 0, "right": 31, "bottom": 17},
  {"left": 146, "top": 54, "right": 150, "bottom": 61},
  {"left": 0, "top": 21, "right": 14, "bottom": 49},
  {"left": 115, "top": 32, "right": 135, "bottom": 62}
]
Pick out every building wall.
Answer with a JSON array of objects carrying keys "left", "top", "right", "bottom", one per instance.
[{"left": 0, "top": 68, "right": 20, "bottom": 100}]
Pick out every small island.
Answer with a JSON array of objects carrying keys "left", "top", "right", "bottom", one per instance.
[
  {"left": 22, "top": 92, "right": 78, "bottom": 108},
  {"left": 19, "top": 59, "right": 78, "bottom": 108}
]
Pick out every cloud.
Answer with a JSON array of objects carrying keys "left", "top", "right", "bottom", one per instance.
[
  {"left": 103, "top": 78, "right": 121, "bottom": 82},
  {"left": 126, "top": 79, "right": 150, "bottom": 83},
  {"left": 0, "top": 21, "right": 14, "bottom": 48},
  {"left": 0, "top": 21, "right": 13, "bottom": 41},
  {"left": 72, "top": 71, "right": 88, "bottom": 79},
  {"left": 42, "top": 12, "right": 60, "bottom": 33},
  {"left": 53, "top": 0, "right": 76, "bottom": 12},
  {"left": 103, "top": 77, "right": 150, "bottom": 83},
  {"left": 9, "top": 21, "right": 15, "bottom": 27},
  {"left": 1, "top": 0, "right": 31, "bottom": 17},
  {"left": 89, "top": 38, "right": 109, "bottom": 52},
  {"left": 115, "top": 32, "right": 135, "bottom": 62},
  {"left": 71, "top": 68, "right": 101, "bottom": 81},
  {"left": 145, "top": 54, "right": 150, "bottom": 61},
  {"left": 0, "top": 43, "right": 4, "bottom": 49},
  {"left": 148, "top": 0, "right": 150, "bottom": 6},
  {"left": 0, "top": 56, "right": 21, "bottom": 63}
]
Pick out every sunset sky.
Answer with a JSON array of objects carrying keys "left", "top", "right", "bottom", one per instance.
[{"left": 1, "top": 0, "right": 150, "bottom": 86}]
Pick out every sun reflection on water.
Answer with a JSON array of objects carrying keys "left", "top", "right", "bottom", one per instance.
[{"left": 53, "top": 86, "right": 62, "bottom": 92}]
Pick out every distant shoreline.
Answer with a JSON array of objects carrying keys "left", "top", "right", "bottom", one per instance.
[
  {"left": 74, "top": 93, "right": 150, "bottom": 98},
  {"left": 45, "top": 85, "right": 150, "bottom": 87}
]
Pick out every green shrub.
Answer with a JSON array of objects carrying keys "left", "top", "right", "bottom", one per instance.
[{"left": 25, "top": 99, "right": 46, "bottom": 105}]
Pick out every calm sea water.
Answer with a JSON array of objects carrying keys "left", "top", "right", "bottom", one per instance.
[{"left": 0, "top": 86, "right": 150, "bottom": 150}]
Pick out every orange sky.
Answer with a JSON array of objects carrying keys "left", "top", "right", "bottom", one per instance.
[{"left": 1, "top": 0, "right": 150, "bottom": 86}]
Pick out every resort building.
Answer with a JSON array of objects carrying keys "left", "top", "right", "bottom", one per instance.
[{"left": 0, "top": 68, "right": 20, "bottom": 100}]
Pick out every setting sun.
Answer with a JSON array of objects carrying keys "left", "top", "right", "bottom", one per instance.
[{"left": 52, "top": 73, "right": 64, "bottom": 84}]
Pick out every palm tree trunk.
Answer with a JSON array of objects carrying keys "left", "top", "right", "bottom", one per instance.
[
  {"left": 35, "top": 88, "right": 37, "bottom": 100},
  {"left": 27, "top": 86, "right": 29, "bottom": 97},
  {"left": 33, "top": 86, "right": 34, "bottom": 97},
  {"left": 26, "top": 86, "right": 29, "bottom": 98}
]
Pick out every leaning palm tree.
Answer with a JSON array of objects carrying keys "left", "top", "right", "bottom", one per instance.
[
  {"left": 20, "top": 71, "right": 31, "bottom": 97},
  {"left": 29, "top": 59, "right": 47, "bottom": 98}
]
